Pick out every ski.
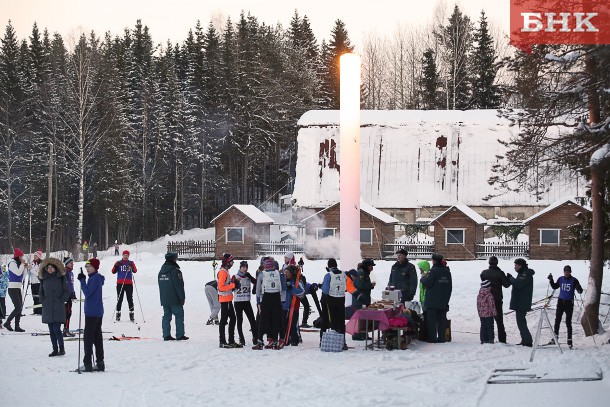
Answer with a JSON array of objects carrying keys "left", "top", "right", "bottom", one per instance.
[
  {"left": 109, "top": 334, "right": 154, "bottom": 341},
  {"left": 283, "top": 264, "right": 302, "bottom": 347}
]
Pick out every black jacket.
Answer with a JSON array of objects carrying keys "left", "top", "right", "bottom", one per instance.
[
  {"left": 480, "top": 265, "right": 511, "bottom": 301},
  {"left": 420, "top": 265, "right": 452, "bottom": 310}
]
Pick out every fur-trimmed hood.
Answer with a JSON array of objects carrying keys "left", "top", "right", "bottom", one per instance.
[{"left": 38, "top": 257, "right": 66, "bottom": 279}]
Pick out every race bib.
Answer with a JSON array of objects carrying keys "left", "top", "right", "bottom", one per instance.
[
  {"left": 235, "top": 277, "right": 251, "bottom": 301},
  {"left": 329, "top": 273, "right": 345, "bottom": 298},
  {"left": 262, "top": 271, "right": 280, "bottom": 294}
]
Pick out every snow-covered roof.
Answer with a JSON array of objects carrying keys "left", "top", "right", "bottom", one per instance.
[
  {"left": 523, "top": 197, "right": 589, "bottom": 224},
  {"left": 434, "top": 204, "right": 487, "bottom": 225},
  {"left": 210, "top": 204, "right": 275, "bottom": 225},
  {"left": 300, "top": 199, "right": 399, "bottom": 224},
  {"left": 293, "top": 110, "right": 585, "bottom": 208}
]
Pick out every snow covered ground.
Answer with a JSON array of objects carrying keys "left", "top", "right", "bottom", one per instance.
[{"left": 3, "top": 236, "right": 610, "bottom": 407}]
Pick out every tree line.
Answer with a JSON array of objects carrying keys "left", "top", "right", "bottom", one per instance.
[{"left": 0, "top": 5, "right": 505, "bottom": 253}]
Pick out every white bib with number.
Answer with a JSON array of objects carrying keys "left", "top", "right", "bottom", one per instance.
[
  {"left": 234, "top": 276, "right": 251, "bottom": 302},
  {"left": 329, "top": 273, "right": 345, "bottom": 298},
  {"left": 262, "top": 271, "right": 281, "bottom": 294}
]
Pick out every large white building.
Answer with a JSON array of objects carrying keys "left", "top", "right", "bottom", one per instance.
[{"left": 292, "top": 110, "right": 586, "bottom": 222}]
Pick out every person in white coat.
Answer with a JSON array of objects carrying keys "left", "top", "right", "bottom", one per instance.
[
  {"left": 3, "top": 248, "right": 29, "bottom": 331},
  {"left": 29, "top": 250, "right": 44, "bottom": 315}
]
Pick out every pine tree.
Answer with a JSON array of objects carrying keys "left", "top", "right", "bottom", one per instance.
[
  {"left": 321, "top": 19, "right": 354, "bottom": 109},
  {"left": 471, "top": 11, "right": 500, "bottom": 109},
  {"left": 420, "top": 48, "right": 441, "bottom": 109}
]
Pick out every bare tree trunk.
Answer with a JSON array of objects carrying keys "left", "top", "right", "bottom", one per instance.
[{"left": 46, "top": 143, "right": 53, "bottom": 255}]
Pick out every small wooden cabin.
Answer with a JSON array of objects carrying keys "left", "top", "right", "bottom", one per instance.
[
  {"left": 210, "top": 205, "right": 274, "bottom": 260},
  {"left": 524, "top": 198, "right": 590, "bottom": 260},
  {"left": 431, "top": 204, "right": 486, "bottom": 260}
]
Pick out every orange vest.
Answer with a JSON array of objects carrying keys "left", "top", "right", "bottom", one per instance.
[
  {"left": 217, "top": 268, "right": 235, "bottom": 303},
  {"left": 345, "top": 272, "right": 357, "bottom": 294}
]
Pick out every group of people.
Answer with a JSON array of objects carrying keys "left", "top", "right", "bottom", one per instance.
[
  {"left": 0, "top": 246, "right": 139, "bottom": 372},
  {"left": 477, "top": 256, "right": 583, "bottom": 348}
]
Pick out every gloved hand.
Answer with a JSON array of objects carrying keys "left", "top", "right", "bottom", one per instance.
[
  {"left": 310, "top": 283, "right": 318, "bottom": 291},
  {"left": 233, "top": 278, "right": 241, "bottom": 290},
  {"left": 506, "top": 273, "right": 513, "bottom": 280},
  {"left": 547, "top": 273, "right": 553, "bottom": 281},
  {"left": 77, "top": 271, "right": 86, "bottom": 281}
]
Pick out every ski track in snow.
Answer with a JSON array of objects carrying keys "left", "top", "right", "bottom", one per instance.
[{"left": 2, "top": 253, "right": 610, "bottom": 406}]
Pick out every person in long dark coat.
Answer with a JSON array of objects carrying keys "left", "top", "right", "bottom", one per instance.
[
  {"left": 39, "top": 258, "right": 71, "bottom": 356},
  {"left": 420, "top": 253, "right": 452, "bottom": 343},
  {"left": 480, "top": 256, "right": 511, "bottom": 343},
  {"left": 507, "top": 258, "right": 535, "bottom": 347}
]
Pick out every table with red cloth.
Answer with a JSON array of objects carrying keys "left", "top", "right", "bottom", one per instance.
[{"left": 346, "top": 306, "right": 404, "bottom": 349}]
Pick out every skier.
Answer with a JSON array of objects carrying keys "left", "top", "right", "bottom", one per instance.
[
  {"left": 39, "top": 257, "right": 71, "bottom": 356},
  {"left": 114, "top": 240, "right": 120, "bottom": 256},
  {"left": 82, "top": 240, "right": 89, "bottom": 259},
  {"left": 204, "top": 280, "right": 220, "bottom": 325},
  {"left": 92, "top": 242, "right": 98, "bottom": 258},
  {"left": 0, "top": 264, "right": 9, "bottom": 328},
  {"left": 477, "top": 280, "right": 496, "bottom": 344},
  {"left": 420, "top": 253, "right": 452, "bottom": 343},
  {"left": 29, "top": 250, "right": 44, "bottom": 315},
  {"left": 111, "top": 250, "right": 138, "bottom": 322},
  {"left": 62, "top": 257, "right": 76, "bottom": 337},
  {"left": 3, "top": 248, "right": 28, "bottom": 332},
  {"left": 320, "top": 258, "right": 347, "bottom": 349},
  {"left": 234, "top": 261, "right": 257, "bottom": 346},
  {"left": 253, "top": 258, "right": 286, "bottom": 350},
  {"left": 352, "top": 260, "right": 374, "bottom": 341},
  {"left": 387, "top": 248, "right": 418, "bottom": 303},
  {"left": 480, "top": 256, "right": 511, "bottom": 343},
  {"left": 282, "top": 265, "right": 304, "bottom": 346},
  {"left": 547, "top": 265, "right": 583, "bottom": 349},
  {"left": 158, "top": 252, "right": 188, "bottom": 341},
  {"left": 507, "top": 258, "right": 535, "bottom": 347},
  {"left": 217, "top": 254, "right": 241, "bottom": 348},
  {"left": 77, "top": 258, "right": 105, "bottom": 372}
]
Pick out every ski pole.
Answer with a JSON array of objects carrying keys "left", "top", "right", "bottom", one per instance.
[
  {"left": 132, "top": 274, "right": 145, "bottom": 323},
  {"left": 77, "top": 267, "right": 83, "bottom": 374}
]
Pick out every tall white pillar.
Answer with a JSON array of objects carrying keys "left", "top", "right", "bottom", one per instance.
[{"left": 339, "top": 53, "right": 361, "bottom": 271}]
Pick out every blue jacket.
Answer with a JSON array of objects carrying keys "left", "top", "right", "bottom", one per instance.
[
  {"left": 79, "top": 271, "right": 105, "bottom": 317},
  {"left": 550, "top": 275, "right": 583, "bottom": 301},
  {"left": 66, "top": 268, "right": 75, "bottom": 295},
  {"left": 0, "top": 266, "right": 8, "bottom": 297},
  {"left": 282, "top": 280, "right": 304, "bottom": 311}
]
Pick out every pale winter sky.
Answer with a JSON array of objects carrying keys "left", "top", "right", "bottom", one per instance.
[{"left": 3, "top": 0, "right": 510, "bottom": 49}]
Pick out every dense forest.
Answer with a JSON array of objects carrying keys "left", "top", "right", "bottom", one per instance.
[{"left": 0, "top": 5, "right": 513, "bottom": 252}]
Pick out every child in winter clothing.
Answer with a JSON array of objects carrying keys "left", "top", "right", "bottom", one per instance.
[
  {"left": 477, "top": 280, "right": 497, "bottom": 344},
  {"left": 282, "top": 265, "right": 304, "bottom": 346},
  {"left": 78, "top": 258, "right": 105, "bottom": 372},
  {"left": 254, "top": 258, "right": 287, "bottom": 350},
  {"left": 62, "top": 257, "right": 77, "bottom": 337},
  {"left": 321, "top": 258, "right": 346, "bottom": 345},
  {"left": 234, "top": 261, "right": 257, "bottom": 346},
  {"left": 217, "top": 253, "right": 242, "bottom": 348},
  {"left": 4, "top": 248, "right": 28, "bottom": 331},
  {"left": 29, "top": 250, "right": 43, "bottom": 315},
  {"left": 0, "top": 264, "right": 8, "bottom": 327}
]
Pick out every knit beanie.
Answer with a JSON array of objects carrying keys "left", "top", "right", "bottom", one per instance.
[
  {"left": 14, "top": 248, "right": 24, "bottom": 258},
  {"left": 87, "top": 258, "right": 100, "bottom": 271},
  {"left": 489, "top": 256, "right": 498, "bottom": 266}
]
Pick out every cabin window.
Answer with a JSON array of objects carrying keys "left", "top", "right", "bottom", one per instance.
[
  {"left": 445, "top": 229, "right": 465, "bottom": 245},
  {"left": 540, "top": 229, "right": 560, "bottom": 245},
  {"left": 360, "top": 229, "right": 373, "bottom": 245},
  {"left": 225, "top": 227, "right": 245, "bottom": 243},
  {"left": 316, "top": 228, "right": 336, "bottom": 240}
]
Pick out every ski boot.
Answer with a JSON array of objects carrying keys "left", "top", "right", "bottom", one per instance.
[
  {"left": 49, "top": 348, "right": 59, "bottom": 357},
  {"left": 252, "top": 340, "right": 264, "bottom": 350},
  {"left": 239, "top": 337, "right": 246, "bottom": 347},
  {"left": 130, "top": 312, "right": 135, "bottom": 323},
  {"left": 63, "top": 329, "right": 75, "bottom": 337},
  {"left": 274, "top": 339, "right": 284, "bottom": 350},
  {"left": 546, "top": 338, "right": 556, "bottom": 345},
  {"left": 228, "top": 341, "right": 243, "bottom": 348},
  {"left": 568, "top": 339, "right": 573, "bottom": 349},
  {"left": 14, "top": 326, "right": 24, "bottom": 332},
  {"left": 206, "top": 317, "right": 215, "bottom": 326},
  {"left": 264, "top": 340, "right": 275, "bottom": 349},
  {"left": 214, "top": 318, "right": 219, "bottom": 325},
  {"left": 219, "top": 342, "right": 230, "bottom": 348},
  {"left": 96, "top": 360, "right": 105, "bottom": 372},
  {"left": 116, "top": 311, "right": 121, "bottom": 322},
  {"left": 300, "top": 323, "right": 312, "bottom": 328}
]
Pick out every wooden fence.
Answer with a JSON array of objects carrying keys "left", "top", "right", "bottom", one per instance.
[
  {"left": 167, "top": 240, "right": 216, "bottom": 260},
  {"left": 255, "top": 241, "right": 305, "bottom": 256},
  {"left": 383, "top": 242, "right": 435, "bottom": 259},
  {"left": 476, "top": 242, "right": 529, "bottom": 258}
]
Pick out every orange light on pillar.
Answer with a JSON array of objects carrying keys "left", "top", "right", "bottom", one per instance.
[{"left": 339, "top": 53, "right": 361, "bottom": 271}]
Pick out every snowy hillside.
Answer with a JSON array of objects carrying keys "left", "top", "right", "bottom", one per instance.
[{"left": 2, "top": 239, "right": 610, "bottom": 406}]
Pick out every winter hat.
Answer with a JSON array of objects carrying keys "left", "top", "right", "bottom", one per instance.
[
  {"left": 14, "top": 248, "right": 24, "bottom": 258},
  {"left": 263, "top": 258, "right": 275, "bottom": 270},
  {"left": 417, "top": 260, "right": 431, "bottom": 272},
  {"left": 284, "top": 265, "right": 297, "bottom": 277},
  {"left": 514, "top": 258, "right": 527, "bottom": 268},
  {"left": 239, "top": 260, "right": 249, "bottom": 268},
  {"left": 165, "top": 252, "right": 178, "bottom": 262},
  {"left": 284, "top": 252, "right": 294, "bottom": 261},
  {"left": 122, "top": 250, "right": 130, "bottom": 256},
  {"left": 34, "top": 249, "right": 44, "bottom": 259},
  {"left": 222, "top": 253, "right": 234, "bottom": 266},
  {"left": 563, "top": 265, "right": 572, "bottom": 273},
  {"left": 87, "top": 258, "right": 100, "bottom": 271},
  {"left": 361, "top": 259, "right": 375, "bottom": 269},
  {"left": 396, "top": 248, "right": 408, "bottom": 256},
  {"left": 431, "top": 253, "right": 444, "bottom": 263},
  {"left": 327, "top": 258, "right": 338, "bottom": 268},
  {"left": 480, "top": 280, "right": 491, "bottom": 288},
  {"left": 63, "top": 257, "right": 74, "bottom": 267},
  {"left": 488, "top": 256, "right": 498, "bottom": 266}
]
